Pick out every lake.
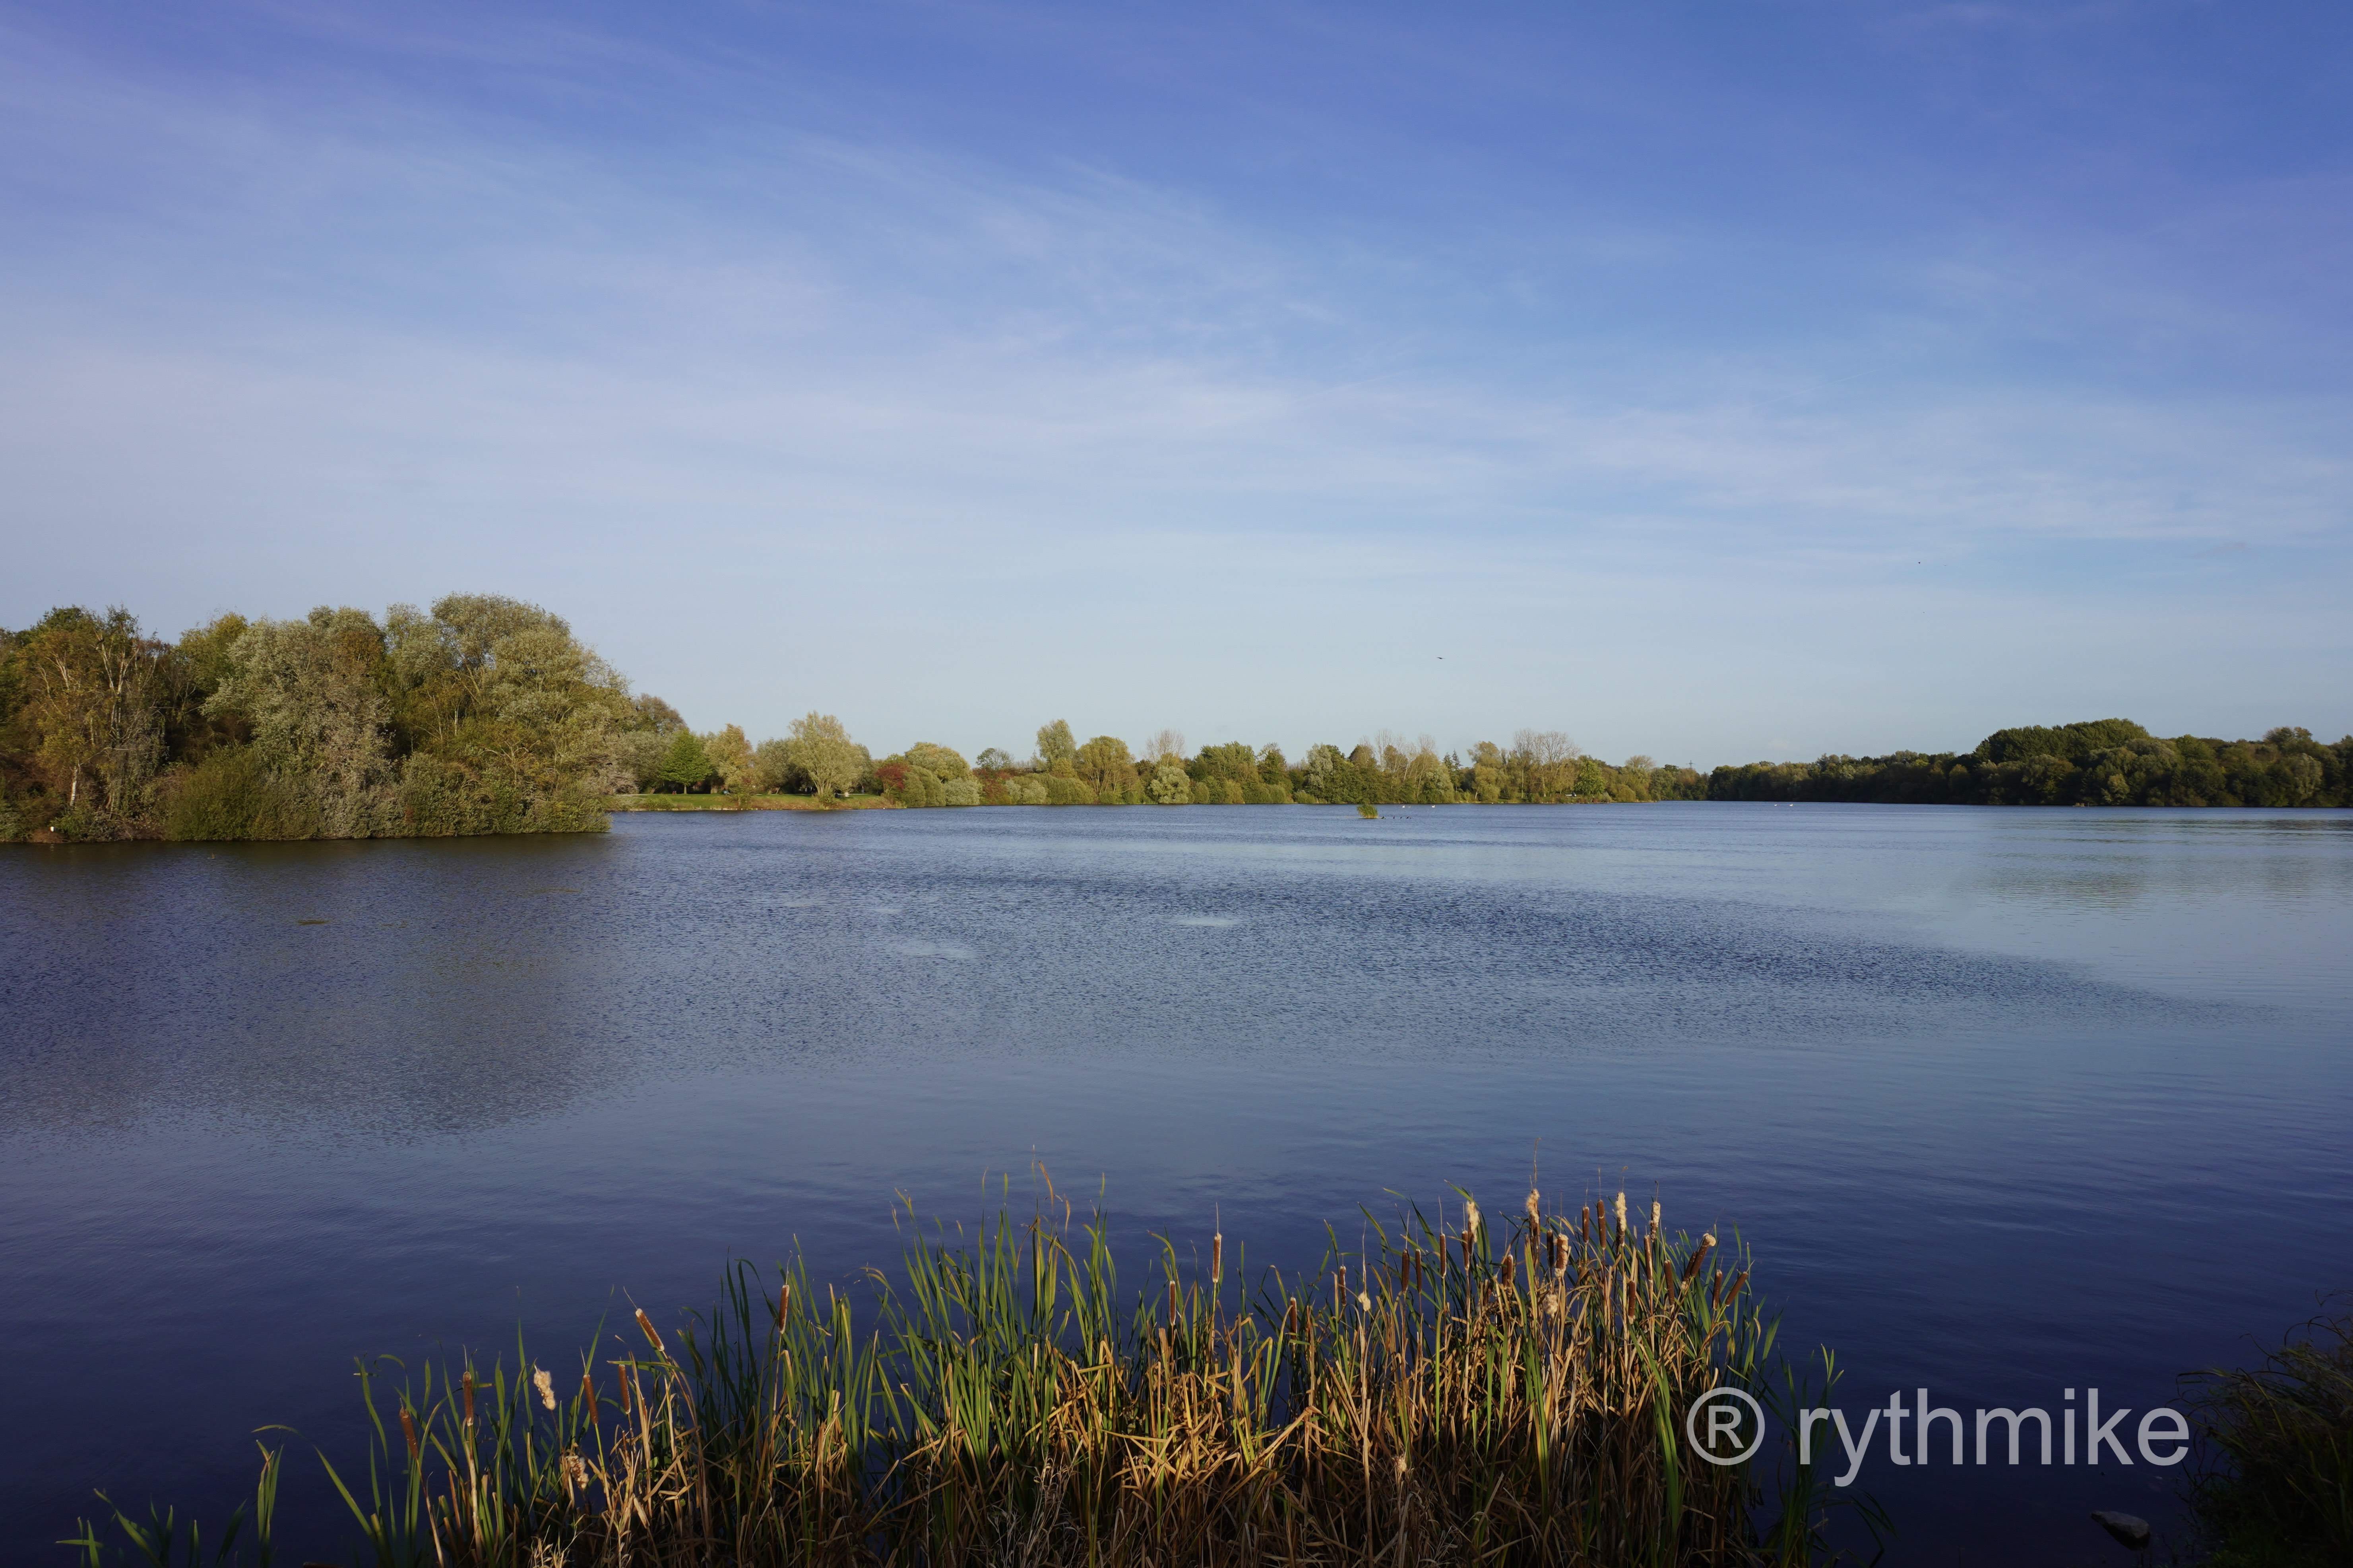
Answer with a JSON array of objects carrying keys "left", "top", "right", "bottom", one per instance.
[{"left": 4, "top": 803, "right": 2349, "bottom": 1564}]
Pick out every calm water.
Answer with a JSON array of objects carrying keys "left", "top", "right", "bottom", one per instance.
[{"left": 4, "top": 805, "right": 2350, "bottom": 1564}]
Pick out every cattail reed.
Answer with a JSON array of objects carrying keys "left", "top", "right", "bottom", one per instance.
[{"left": 233, "top": 1186, "right": 1793, "bottom": 1568}]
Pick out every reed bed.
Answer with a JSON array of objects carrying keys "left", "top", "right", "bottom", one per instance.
[{"left": 75, "top": 1184, "right": 1862, "bottom": 1567}]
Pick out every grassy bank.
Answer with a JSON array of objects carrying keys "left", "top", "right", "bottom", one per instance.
[
  {"left": 608, "top": 793, "right": 894, "bottom": 812},
  {"left": 72, "top": 1186, "right": 1873, "bottom": 1567}
]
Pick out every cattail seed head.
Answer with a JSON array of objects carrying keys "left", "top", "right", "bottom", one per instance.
[
  {"left": 1613, "top": 1192, "right": 1628, "bottom": 1239},
  {"left": 580, "top": 1370, "right": 598, "bottom": 1423},
  {"left": 634, "top": 1308, "right": 665, "bottom": 1356},
  {"left": 1525, "top": 1188, "right": 1541, "bottom": 1223},
  {"left": 399, "top": 1407, "right": 421, "bottom": 1460},
  {"left": 534, "top": 1366, "right": 556, "bottom": 1412},
  {"left": 462, "top": 1369, "right": 476, "bottom": 1429},
  {"left": 1651, "top": 1200, "right": 1662, "bottom": 1239},
  {"left": 1357, "top": 1291, "right": 1372, "bottom": 1314},
  {"left": 1548, "top": 1231, "right": 1566, "bottom": 1276},
  {"left": 1167, "top": 1278, "right": 1180, "bottom": 1324},
  {"left": 1499, "top": 1253, "right": 1516, "bottom": 1288},
  {"left": 777, "top": 1281, "right": 792, "bottom": 1331},
  {"left": 1211, "top": 1231, "right": 1223, "bottom": 1284},
  {"left": 1680, "top": 1233, "right": 1717, "bottom": 1287},
  {"left": 561, "top": 1451, "right": 588, "bottom": 1491},
  {"left": 1463, "top": 1198, "right": 1481, "bottom": 1237}
]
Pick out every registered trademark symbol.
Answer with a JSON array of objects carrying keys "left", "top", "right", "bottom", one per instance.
[{"left": 1686, "top": 1386, "right": 1766, "bottom": 1466}]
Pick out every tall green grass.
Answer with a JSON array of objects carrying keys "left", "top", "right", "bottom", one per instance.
[
  {"left": 73, "top": 1183, "right": 1876, "bottom": 1566},
  {"left": 2186, "top": 1299, "right": 2353, "bottom": 1567}
]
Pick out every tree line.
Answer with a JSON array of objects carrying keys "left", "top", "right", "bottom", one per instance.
[
  {"left": 1704, "top": 718, "right": 2351, "bottom": 808},
  {"left": 0, "top": 597, "right": 649, "bottom": 842},
  {"left": 658, "top": 713, "right": 2351, "bottom": 813},
  {"left": 8, "top": 599, "right": 2344, "bottom": 843},
  {"left": 636, "top": 718, "right": 1715, "bottom": 808}
]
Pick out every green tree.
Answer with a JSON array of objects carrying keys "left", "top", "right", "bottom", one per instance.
[
  {"left": 384, "top": 594, "right": 634, "bottom": 832},
  {"left": 1035, "top": 719, "right": 1078, "bottom": 772},
  {"left": 1513, "top": 730, "right": 1581, "bottom": 802},
  {"left": 657, "top": 729, "right": 715, "bottom": 792},
  {"left": 706, "top": 724, "right": 756, "bottom": 793},
  {"left": 782, "top": 713, "right": 865, "bottom": 800},
  {"left": 208, "top": 607, "right": 397, "bottom": 838},
  {"left": 632, "top": 694, "right": 684, "bottom": 732},
  {"left": 1075, "top": 735, "right": 1139, "bottom": 802},
  {"left": 10, "top": 607, "right": 173, "bottom": 831},
  {"left": 904, "top": 741, "right": 970, "bottom": 778},
  {"left": 1147, "top": 763, "right": 1192, "bottom": 804}
]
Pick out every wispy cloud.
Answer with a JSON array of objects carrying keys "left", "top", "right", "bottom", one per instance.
[{"left": 2, "top": 2, "right": 2347, "bottom": 757}]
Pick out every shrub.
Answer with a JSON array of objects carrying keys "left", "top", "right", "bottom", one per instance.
[{"left": 161, "top": 749, "right": 319, "bottom": 841}]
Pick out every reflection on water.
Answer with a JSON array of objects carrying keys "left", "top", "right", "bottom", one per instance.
[
  {"left": 2, "top": 836, "right": 634, "bottom": 1133},
  {"left": 3, "top": 805, "right": 2350, "bottom": 1566}
]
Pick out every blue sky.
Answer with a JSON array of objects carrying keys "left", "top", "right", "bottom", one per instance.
[{"left": 4, "top": 1, "right": 2348, "bottom": 765}]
